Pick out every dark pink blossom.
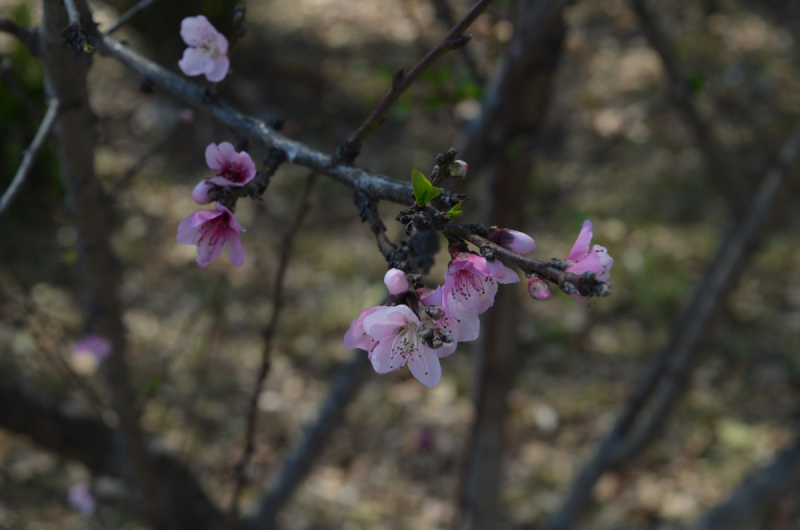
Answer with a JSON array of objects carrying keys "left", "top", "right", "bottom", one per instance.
[
  {"left": 177, "top": 203, "right": 246, "bottom": 267},
  {"left": 205, "top": 142, "right": 256, "bottom": 187},
  {"left": 178, "top": 16, "right": 230, "bottom": 82},
  {"left": 564, "top": 220, "right": 614, "bottom": 306},
  {"left": 443, "top": 253, "right": 519, "bottom": 315},
  {"left": 362, "top": 305, "right": 442, "bottom": 387}
]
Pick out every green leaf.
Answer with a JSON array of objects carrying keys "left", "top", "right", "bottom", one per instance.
[
  {"left": 411, "top": 167, "right": 443, "bottom": 207},
  {"left": 445, "top": 202, "right": 463, "bottom": 218}
]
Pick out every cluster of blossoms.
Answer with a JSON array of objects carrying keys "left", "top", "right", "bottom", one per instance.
[
  {"left": 177, "top": 143, "right": 254, "bottom": 267},
  {"left": 344, "top": 222, "right": 613, "bottom": 387}
]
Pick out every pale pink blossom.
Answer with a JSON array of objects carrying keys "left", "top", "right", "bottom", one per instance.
[
  {"left": 362, "top": 305, "right": 442, "bottom": 387},
  {"left": 564, "top": 220, "right": 614, "bottom": 306},
  {"left": 527, "top": 275, "right": 551, "bottom": 300},
  {"left": 177, "top": 203, "right": 246, "bottom": 267},
  {"left": 384, "top": 269, "right": 409, "bottom": 295},
  {"left": 191, "top": 180, "right": 215, "bottom": 204},
  {"left": 68, "top": 482, "right": 95, "bottom": 516},
  {"left": 343, "top": 306, "right": 380, "bottom": 352},
  {"left": 489, "top": 229, "right": 536, "bottom": 255},
  {"left": 178, "top": 16, "right": 230, "bottom": 82},
  {"left": 443, "top": 253, "right": 519, "bottom": 315},
  {"left": 205, "top": 142, "right": 256, "bottom": 186}
]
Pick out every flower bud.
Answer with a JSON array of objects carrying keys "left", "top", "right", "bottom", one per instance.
[
  {"left": 527, "top": 275, "right": 551, "bottom": 300},
  {"left": 384, "top": 268, "right": 410, "bottom": 295},
  {"left": 192, "top": 180, "right": 216, "bottom": 204},
  {"left": 451, "top": 160, "right": 468, "bottom": 178},
  {"left": 489, "top": 229, "right": 536, "bottom": 255}
]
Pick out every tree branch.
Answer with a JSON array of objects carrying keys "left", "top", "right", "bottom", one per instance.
[
  {"left": 0, "top": 19, "right": 39, "bottom": 55},
  {"left": 39, "top": 2, "right": 169, "bottom": 527},
  {"left": 688, "top": 433, "right": 800, "bottom": 530},
  {"left": 90, "top": 30, "right": 465, "bottom": 208},
  {"left": 544, "top": 125, "right": 800, "bottom": 530},
  {"left": 240, "top": 351, "right": 373, "bottom": 530},
  {"left": 0, "top": 98, "right": 59, "bottom": 220},
  {"left": 105, "top": 0, "right": 159, "bottom": 35},
  {"left": 334, "top": 0, "right": 496, "bottom": 163},
  {"left": 630, "top": 0, "right": 748, "bottom": 210},
  {"left": 225, "top": 172, "right": 318, "bottom": 529}
]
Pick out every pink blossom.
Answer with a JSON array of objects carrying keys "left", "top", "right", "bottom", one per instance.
[
  {"left": 420, "top": 285, "right": 480, "bottom": 351},
  {"left": 564, "top": 220, "right": 614, "bottom": 306},
  {"left": 178, "top": 16, "right": 230, "bottom": 82},
  {"left": 362, "top": 305, "right": 442, "bottom": 387},
  {"left": 384, "top": 269, "right": 409, "bottom": 295},
  {"left": 343, "top": 306, "right": 380, "bottom": 352},
  {"left": 205, "top": 142, "right": 256, "bottom": 186},
  {"left": 177, "top": 203, "right": 246, "bottom": 267},
  {"left": 191, "top": 180, "right": 215, "bottom": 204},
  {"left": 443, "top": 253, "right": 519, "bottom": 315},
  {"left": 68, "top": 482, "right": 95, "bottom": 516},
  {"left": 527, "top": 275, "right": 551, "bottom": 300},
  {"left": 489, "top": 229, "right": 536, "bottom": 255}
]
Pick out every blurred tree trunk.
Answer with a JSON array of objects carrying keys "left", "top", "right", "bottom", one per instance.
[{"left": 456, "top": 3, "right": 566, "bottom": 528}]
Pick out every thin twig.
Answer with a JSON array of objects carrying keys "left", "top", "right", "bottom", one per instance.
[
  {"left": 91, "top": 31, "right": 466, "bottom": 209},
  {"left": 239, "top": 350, "right": 372, "bottom": 530},
  {"left": 427, "top": 0, "right": 486, "bottom": 85},
  {"left": 353, "top": 191, "right": 400, "bottom": 262},
  {"left": 544, "top": 125, "right": 800, "bottom": 530},
  {"left": 334, "top": 0, "right": 496, "bottom": 163},
  {"left": 109, "top": 121, "right": 183, "bottom": 198},
  {"left": 443, "top": 220, "right": 610, "bottom": 300},
  {"left": 0, "top": 19, "right": 39, "bottom": 55},
  {"left": 105, "top": 0, "right": 158, "bottom": 35},
  {"left": 631, "top": 0, "right": 747, "bottom": 210},
  {"left": 0, "top": 98, "right": 59, "bottom": 220},
  {"left": 689, "top": 433, "right": 800, "bottom": 530},
  {"left": 225, "top": 172, "right": 318, "bottom": 529}
]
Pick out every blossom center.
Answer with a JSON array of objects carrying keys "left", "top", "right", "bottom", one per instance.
[
  {"left": 453, "top": 269, "right": 492, "bottom": 300},
  {"left": 218, "top": 162, "right": 248, "bottom": 183},
  {"left": 201, "top": 38, "right": 221, "bottom": 59},
  {"left": 389, "top": 323, "right": 422, "bottom": 370},
  {"left": 198, "top": 215, "right": 229, "bottom": 246}
]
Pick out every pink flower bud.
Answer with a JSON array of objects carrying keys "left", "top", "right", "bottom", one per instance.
[
  {"left": 527, "top": 275, "right": 551, "bottom": 300},
  {"left": 451, "top": 160, "right": 468, "bottom": 178},
  {"left": 489, "top": 229, "right": 536, "bottom": 255},
  {"left": 191, "top": 180, "right": 216, "bottom": 204},
  {"left": 384, "top": 268, "right": 409, "bottom": 295}
]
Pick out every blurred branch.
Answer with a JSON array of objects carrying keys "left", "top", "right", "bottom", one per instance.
[
  {"left": 225, "top": 172, "right": 318, "bottom": 529},
  {"left": 0, "top": 382, "right": 225, "bottom": 530},
  {"left": 630, "top": 0, "right": 748, "bottom": 210},
  {"left": 109, "top": 121, "right": 184, "bottom": 198},
  {"left": 334, "top": 0, "right": 496, "bottom": 164},
  {"left": 460, "top": 0, "right": 567, "bottom": 168},
  {"left": 0, "top": 98, "right": 59, "bottom": 221},
  {"left": 0, "top": 19, "right": 39, "bottom": 55},
  {"left": 544, "top": 125, "right": 800, "bottom": 530},
  {"left": 427, "top": 0, "right": 487, "bottom": 85},
  {"left": 240, "top": 351, "right": 372, "bottom": 530},
  {"left": 689, "top": 433, "right": 800, "bottom": 530},
  {"left": 39, "top": 1, "right": 169, "bottom": 528},
  {"left": 0, "top": 58, "right": 45, "bottom": 120},
  {"left": 454, "top": 3, "right": 567, "bottom": 528},
  {"left": 91, "top": 31, "right": 466, "bottom": 209},
  {"left": 105, "top": 0, "right": 158, "bottom": 35}
]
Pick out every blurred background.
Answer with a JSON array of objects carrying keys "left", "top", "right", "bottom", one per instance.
[{"left": 2, "top": 0, "right": 800, "bottom": 528}]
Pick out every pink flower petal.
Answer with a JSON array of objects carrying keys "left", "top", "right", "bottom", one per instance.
[
  {"left": 566, "top": 220, "right": 593, "bottom": 262},
  {"left": 407, "top": 347, "right": 441, "bottom": 387},
  {"left": 363, "top": 305, "right": 419, "bottom": 339},
  {"left": 191, "top": 180, "right": 216, "bottom": 204},
  {"left": 180, "top": 15, "right": 215, "bottom": 47},
  {"left": 205, "top": 55, "right": 230, "bottom": 82},
  {"left": 179, "top": 47, "right": 213, "bottom": 76},
  {"left": 344, "top": 306, "right": 380, "bottom": 350}
]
